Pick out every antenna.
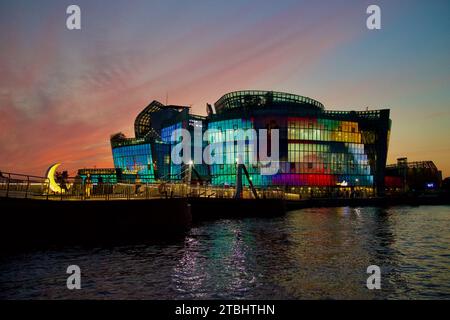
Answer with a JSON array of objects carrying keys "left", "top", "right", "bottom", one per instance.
[{"left": 166, "top": 92, "right": 169, "bottom": 105}]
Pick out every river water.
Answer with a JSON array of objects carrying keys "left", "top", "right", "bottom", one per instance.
[{"left": 1, "top": 206, "right": 449, "bottom": 299}]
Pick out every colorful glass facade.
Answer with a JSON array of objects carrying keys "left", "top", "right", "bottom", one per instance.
[
  {"left": 207, "top": 119, "right": 257, "bottom": 186},
  {"left": 286, "top": 117, "right": 372, "bottom": 184},
  {"left": 110, "top": 91, "right": 391, "bottom": 195},
  {"left": 112, "top": 143, "right": 155, "bottom": 183},
  {"left": 161, "top": 122, "right": 183, "bottom": 181},
  {"left": 205, "top": 117, "right": 374, "bottom": 188}
]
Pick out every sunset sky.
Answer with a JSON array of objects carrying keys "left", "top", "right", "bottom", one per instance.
[{"left": 0, "top": 0, "right": 449, "bottom": 177}]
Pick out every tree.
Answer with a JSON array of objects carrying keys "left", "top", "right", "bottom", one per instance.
[{"left": 110, "top": 132, "right": 127, "bottom": 142}]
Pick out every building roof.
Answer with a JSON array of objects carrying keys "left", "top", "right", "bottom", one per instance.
[
  {"left": 386, "top": 161, "right": 439, "bottom": 170},
  {"left": 134, "top": 101, "right": 189, "bottom": 139},
  {"left": 214, "top": 90, "right": 324, "bottom": 114}
]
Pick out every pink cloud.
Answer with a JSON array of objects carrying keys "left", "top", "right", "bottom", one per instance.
[{"left": 0, "top": 2, "right": 360, "bottom": 176}]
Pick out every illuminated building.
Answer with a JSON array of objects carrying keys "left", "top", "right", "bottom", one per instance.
[
  {"left": 110, "top": 91, "right": 391, "bottom": 196},
  {"left": 77, "top": 168, "right": 118, "bottom": 184},
  {"left": 385, "top": 157, "right": 442, "bottom": 192},
  {"left": 110, "top": 102, "right": 208, "bottom": 183}
]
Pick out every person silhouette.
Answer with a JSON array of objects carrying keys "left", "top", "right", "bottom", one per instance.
[{"left": 85, "top": 174, "right": 92, "bottom": 198}]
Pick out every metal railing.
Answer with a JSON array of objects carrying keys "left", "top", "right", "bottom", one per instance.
[
  {"left": 0, "top": 171, "right": 378, "bottom": 202},
  {"left": 0, "top": 172, "right": 51, "bottom": 200},
  {"left": 0, "top": 172, "right": 286, "bottom": 201}
]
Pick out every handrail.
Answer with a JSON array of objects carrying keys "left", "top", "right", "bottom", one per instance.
[
  {"left": 0, "top": 171, "right": 51, "bottom": 200},
  {"left": 0, "top": 170, "right": 291, "bottom": 201},
  {"left": 0, "top": 171, "right": 47, "bottom": 180}
]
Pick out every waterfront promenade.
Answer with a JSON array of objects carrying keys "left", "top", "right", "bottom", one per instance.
[{"left": 1, "top": 171, "right": 449, "bottom": 207}]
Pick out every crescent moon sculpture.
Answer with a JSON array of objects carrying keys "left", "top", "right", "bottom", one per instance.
[{"left": 45, "top": 163, "right": 69, "bottom": 194}]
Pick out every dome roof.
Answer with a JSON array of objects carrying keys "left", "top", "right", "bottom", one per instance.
[{"left": 214, "top": 90, "right": 324, "bottom": 114}]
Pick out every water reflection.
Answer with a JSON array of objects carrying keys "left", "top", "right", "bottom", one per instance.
[
  {"left": 0, "top": 206, "right": 449, "bottom": 299},
  {"left": 172, "top": 221, "right": 261, "bottom": 299}
]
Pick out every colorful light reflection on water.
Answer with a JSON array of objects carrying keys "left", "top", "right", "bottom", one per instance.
[{"left": 0, "top": 206, "right": 449, "bottom": 299}]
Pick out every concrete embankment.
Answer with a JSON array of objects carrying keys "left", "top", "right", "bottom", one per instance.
[
  {"left": 0, "top": 197, "right": 286, "bottom": 249},
  {"left": 0, "top": 197, "right": 191, "bottom": 248},
  {"left": 2, "top": 193, "right": 448, "bottom": 250}
]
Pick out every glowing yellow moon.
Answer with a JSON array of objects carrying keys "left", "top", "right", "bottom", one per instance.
[{"left": 46, "top": 163, "right": 65, "bottom": 194}]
